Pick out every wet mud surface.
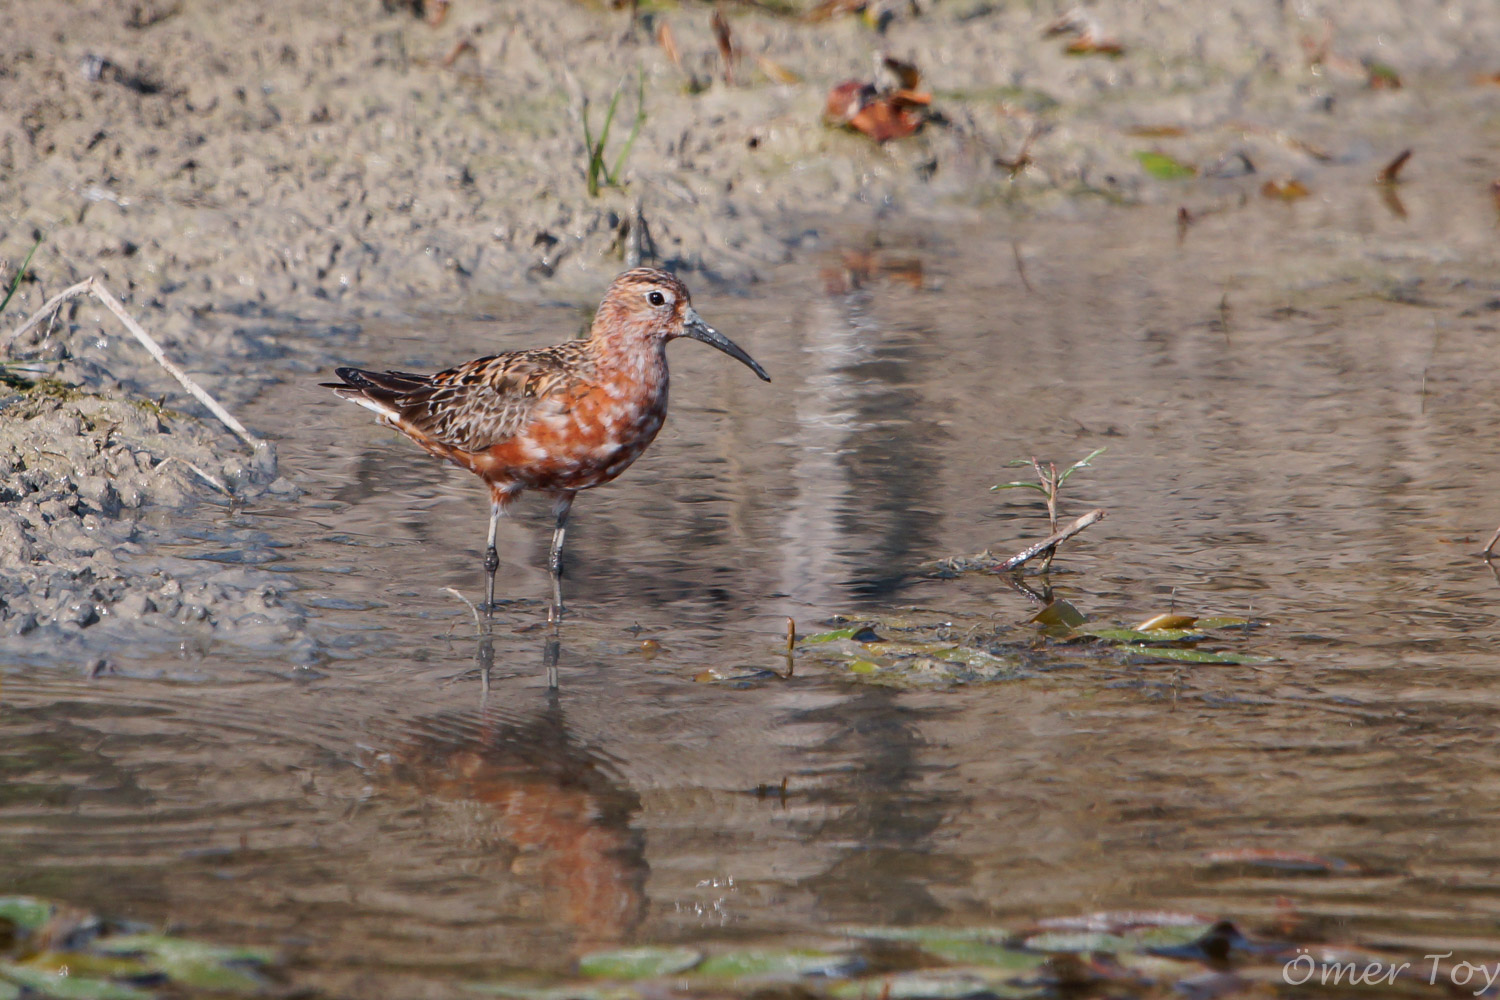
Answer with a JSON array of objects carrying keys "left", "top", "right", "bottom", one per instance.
[{"left": 6, "top": 0, "right": 1500, "bottom": 998}]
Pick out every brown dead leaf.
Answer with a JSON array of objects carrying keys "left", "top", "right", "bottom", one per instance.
[
  {"left": 849, "top": 100, "right": 922, "bottom": 142},
  {"left": 754, "top": 52, "right": 801, "bottom": 84},
  {"left": 1128, "top": 124, "right": 1186, "bottom": 137},
  {"left": 1473, "top": 72, "right": 1500, "bottom": 86},
  {"left": 1261, "top": 178, "right": 1310, "bottom": 200},
  {"left": 711, "top": 8, "right": 736, "bottom": 86},
  {"left": 1377, "top": 148, "right": 1412, "bottom": 184},
  {"left": 806, "top": 0, "right": 866, "bottom": 22},
  {"left": 1066, "top": 33, "right": 1124, "bottom": 56},
  {"left": 1377, "top": 184, "right": 1407, "bottom": 219},
  {"left": 882, "top": 53, "right": 922, "bottom": 90},
  {"left": 824, "top": 76, "right": 929, "bottom": 143},
  {"left": 825, "top": 79, "right": 871, "bottom": 123},
  {"left": 440, "top": 37, "right": 475, "bottom": 69},
  {"left": 656, "top": 21, "right": 683, "bottom": 74}
]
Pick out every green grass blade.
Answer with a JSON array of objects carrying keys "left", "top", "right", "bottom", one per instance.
[
  {"left": 595, "top": 84, "right": 623, "bottom": 170},
  {"left": 0, "top": 235, "right": 42, "bottom": 317},
  {"left": 608, "top": 71, "right": 646, "bottom": 185}
]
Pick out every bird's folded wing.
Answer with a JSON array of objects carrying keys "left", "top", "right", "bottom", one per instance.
[{"left": 331, "top": 348, "right": 588, "bottom": 453}]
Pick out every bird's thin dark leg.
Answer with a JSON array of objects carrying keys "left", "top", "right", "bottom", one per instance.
[
  {"left": 547, "top": 491, "right": 577, "bottom": 625},
  {"left": 484, "top": 501, "right": 502, "bottom": 614}
]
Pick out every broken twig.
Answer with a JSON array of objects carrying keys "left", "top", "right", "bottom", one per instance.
[
  {"left": 1000, "top": 508, "right": 1106, "bottom": 571},
  {"left": 2, "top": 276, "right": 266, "bottom": 453}
]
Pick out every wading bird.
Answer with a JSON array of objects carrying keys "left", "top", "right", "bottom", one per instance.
[{"left": 323, "top": 267, "right": 770, "bottom": 621}]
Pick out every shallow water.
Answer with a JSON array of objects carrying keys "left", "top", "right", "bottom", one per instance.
[{"left": 8, "top": 153, "right": 1500, "bottom": 996}]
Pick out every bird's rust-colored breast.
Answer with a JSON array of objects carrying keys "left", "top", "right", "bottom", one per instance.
[{"left": 471, "top": 370, "right": 667, "bottom": 492}]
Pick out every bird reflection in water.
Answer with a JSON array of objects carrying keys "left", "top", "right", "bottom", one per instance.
[{"left": 378, "top": 635, "right": 647, "bottom": 948}]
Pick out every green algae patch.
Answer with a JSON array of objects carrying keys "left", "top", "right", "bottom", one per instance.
[
  {"left": 693, "top": 948, "right": 859, "bottom": 980},
  {"left": 1135, "top": 151, "right": 1197, "bottom": 179},
  {"left": 94, "top": 934, "right": 274, "bottom": 993},
  {"left": 0, "top": 965, "right": 150, "bottom": 1000},
  {"left": 0, "top": 898, "right": 53, "bottom": 935},
  {"left": 794, "top": 604, "right": 1268, "bottom": 686},
  {"left": 577, "top": 946, "right": 702, "bottom": 980},
  {"left": 0, "top": 897, "right": 279, "bottom": 1000}
]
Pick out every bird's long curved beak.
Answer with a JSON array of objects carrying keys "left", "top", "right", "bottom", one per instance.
[{"left": 681, "top": 308, "right": 771, "bottom": 382}]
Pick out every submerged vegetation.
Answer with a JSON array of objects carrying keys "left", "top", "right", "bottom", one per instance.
[
  {"left": 0, "top": 896, "right": 277, "bottom": 999},
  {"left": 469, "top": 910, "right": 1452, "bottom": 1000}
]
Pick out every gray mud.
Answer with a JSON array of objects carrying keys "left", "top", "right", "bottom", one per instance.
[{"left": 0, "top": 380, "right": 300, "bottom": 667}]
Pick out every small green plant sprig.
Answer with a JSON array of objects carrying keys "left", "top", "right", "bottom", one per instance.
[
  {"left": 992, "top": 447, "right": 1106, "bottom": 572},
  {"left": 582, "top": 71, "right": 646, "bottom": 198}
]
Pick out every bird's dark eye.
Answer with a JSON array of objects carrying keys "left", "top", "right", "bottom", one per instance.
[{"left": 647, "top": 291, "right": 666, "bottom": 307}]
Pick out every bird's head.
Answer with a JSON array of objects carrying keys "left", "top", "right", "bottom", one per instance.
[{"left": 591, "top": 268, "right": 771, "bottom": 382}]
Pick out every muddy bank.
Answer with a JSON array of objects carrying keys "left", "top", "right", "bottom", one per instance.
[
  {"left": 4, "top": 0, "right": 1500, "bottom": 316},
  {"left": 0, "top": 372, "right": 302, "bottom": 668}
]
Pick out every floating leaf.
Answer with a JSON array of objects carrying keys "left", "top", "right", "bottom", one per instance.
[
  {"left": 16, "top": 953, "right": 153, "bottom": 981},
  {"left": 578, "top": 947, "right": 701, "bottom": 980},
  {"left": 0, "top": 965, "right": 150, "bottom": 1000},
  {"left": 1033, "top": 911, "right": 1213, "bottom": 933},
  {"left": 802, "top": 626, "right": 883, "bottom": 644},
  {"left": 465, "top": 984, "right": 641, "bottom": 1000},
  {"left": 1192, "top": 617, "right": 1251, "bottom": 629},
  {"left": 1023, "top": 922, "right": 1211, "bottom": 954},
  {"left": 1032, "top": 600, "right": 1086, "bottom": 629},
  {"left": 1135, "top": 151, "right": 1196, "bottom": 180},
  {"left": 830, "top": 968, "right": 1036, "bottom": 999},
  {"left": 95, "top": 934, "right": 273, "bottom": 993},
  {"left": 1120, "top": 647, "right": 1272, "bottom": 665},
  {"left": 1074, "top": 625, "right": 1204, "bottom": 643},
  {"left": 837, "top": 926, "right": 1045, "bottom": 967},
  {"left": 841, "top": 925, "right": 1006, "bottom": 943},
  {"left": 1134, "top": 613, "right": 1199, "bottom": 632},
  {"left": 0, "top": 898, "right": 52, "bottom": 934},
  {"left": 910, "top": 939, "right": 1048, "bottom": 969},
  {"left": 95, "top": 933, "right": 273, "bottom": 966},
  {"left": 695, "top": 948, "right": 857, "bottom": 980}
]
